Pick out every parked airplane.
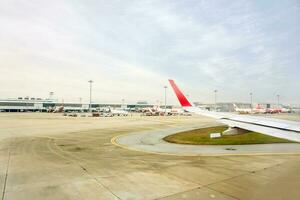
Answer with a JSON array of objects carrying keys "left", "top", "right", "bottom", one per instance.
[
  {"left": 169, "top": 79, "right": 300, "bottom": 142},
  {"left": 108, "top": 107, "right": 129, "bottom": 116},
  {"left": 155, "top": 106, "right": 185, "bottom": 115},
  {"left": 253, "top": 104, "right": 267, "bottom": 114},
  {"left": 233, "top": 104, "right": 252, "bottom": 114},
  {"left": 141, "top": 106, "right": 164, "bottom": 116},
  {"left": 53, "top": 106, "right": 64, "bottom": 113},
  {"left": 233, "top": 104, "right": 267, "bottom": 114},
  {"left": 266, "top": 107, "right": 281, "bottom": 114},
  {"left": 48, "top": 106, "right": 64, "bottom": 113},
  {"left": 280, "top": 107, "right": 292, "bottom": 113}
]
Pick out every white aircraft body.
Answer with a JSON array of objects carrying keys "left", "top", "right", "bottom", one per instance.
[
  {"left": 140, "top": 105, "right": 184, "bottom": 116},
  {"left": 169, "top": 80, "right": 300, "bottom": 142},
  {"left": 233, "top": 104, "right": 252, "bottom": 114},
  {"left": 48, "top": 106, "right": 64, "bottom": 113},
  {"left": 155, "top": 106, "right": 185, "bottom": 115},
  {"left": 233, "top": 104, "right": 267, "bottom": 114},
  {"left": 252, "top": 104, "right": 267, "bottom": 114},
  {"left": 109, "top": 108, "right": 129, "bottom": 116}
]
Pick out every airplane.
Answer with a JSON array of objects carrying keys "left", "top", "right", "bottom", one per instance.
[
  {"left": 108, "top": 107, "right": 129, "bottom": 116},
  {"left": 259, "top": 105, "right": 291, "bottom": 114},
  {"left": 139, "top": 105, "right": 184, "bottom": 116},
  {"left": 265, "top": 105, "right": 291, "bottom": 114},
  {"left": 145, "top": 107, "right": 160, "bottom": 116},
  {"left": 47, "top": 105, "right": 64, "bottom": 113},
  {"left": 233, "top": 103, "right": 267, "bottom": 114},
  {"left": 155, "top": 106, "right": 185, "bottom": 115},
  {"left": 233, "top": 104, "right": 252, "bottom": 114},
  {"left": 280, "top": 107, "right": 292, "bottom": 113},
  {"left": 168, "top": 79, "right": 300, "bottom": 142},
  {"left": 266, "top": 107, "right": 281, "bottom": 114},
  {"left": 140, "top": 106, "right": 164, "bottom": 116},
  {"left": 53, "top": 106, "right": 64, "bottom": 113},
  {"left": 253, "top": 104, "right": 267, "bottom": 114}
]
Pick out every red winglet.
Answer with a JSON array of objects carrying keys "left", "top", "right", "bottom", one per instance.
[{"left": 168, "top": 79, "right": 192, "bottom": 107}]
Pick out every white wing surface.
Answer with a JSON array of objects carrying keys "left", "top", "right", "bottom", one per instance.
[{"left": 169, "top": 79, "right": 300, "bottom": 142}]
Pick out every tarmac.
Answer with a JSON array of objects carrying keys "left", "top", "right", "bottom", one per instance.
[
  {"left": 0, "top": 113, "right": 300, "bottom": 200},
  {"left": 113, "top": 125, "right": 300, "bottom": 156}
]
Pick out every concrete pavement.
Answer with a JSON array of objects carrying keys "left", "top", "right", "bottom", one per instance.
[{"left": 0, "top": 113, "right": 300, "bottom": 200}]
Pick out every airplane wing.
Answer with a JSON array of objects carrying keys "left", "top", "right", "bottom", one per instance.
[{"left": 168, "top": 79, "right": 300, "bottom": 142}]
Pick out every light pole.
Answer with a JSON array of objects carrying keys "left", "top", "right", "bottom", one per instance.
[
  {"left": 277, "top": 94, "right": 280, "bottom": 109},
  {"left": 49, "top": 92, "right": 54, "bottom": 100},
  {"left": 79, "top": 97, "right": 82, "bottom": 112},
  {"left": 164, "top": 86, "right": 167, "bottom": 115},
  {"left": 88, "top": 80, "right": 93, "bottom": 112},
  {"left": 250, "top": 92, "right": 253, "bottom": 111},
  {"left": 214, "top": 90, "right": 217, "bottom": 111},
  {"left": 122, "top": 98, "right": 125, "bottom": 107}
]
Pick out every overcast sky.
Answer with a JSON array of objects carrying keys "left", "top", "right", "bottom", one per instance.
[{"left": 0, "top": 0, "right": 299, "bottom": 105}]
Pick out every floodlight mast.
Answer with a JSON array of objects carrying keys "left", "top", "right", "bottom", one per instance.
[
  {"left": 164, "top": 86, "right": 167, "bottom": 115},
  {"left": 250, "top": 92, "right": 253, "bottom": 111},
  {"left": 88, "top": 80, "right": 93, "bottom": 112},
  {"left": 214, "top": 89, "right": 217, "bottom": 111}
]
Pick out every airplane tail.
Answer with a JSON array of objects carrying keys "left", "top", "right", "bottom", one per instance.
[{"left": 168, "top": 80, "right": 192, "bottom": 107}]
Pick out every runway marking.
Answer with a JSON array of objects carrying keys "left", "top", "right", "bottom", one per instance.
[{"left": 111, "top": 133, "right": 300, "bottom": 157}]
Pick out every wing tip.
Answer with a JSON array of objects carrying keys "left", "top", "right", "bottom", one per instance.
[{"left": 168, "top": 79, "right": 192, "bottom": 107}]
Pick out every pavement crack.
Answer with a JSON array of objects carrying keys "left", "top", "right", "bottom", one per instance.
[
  {"left": 1, "top": 140, "right": 12, "bottom": 200},
  {"left": 48, "top": 139, "right": 122, "bottom": 200},
  {"left": 205, "top": 186, "right": 241, "bottom": 200},
  {"left": 199, "top": 160, "right": 291, "bottom": 200},
  {"left": 153, "top": 186, "right": 201, "bottom": 200},
  {"left": 80, "top": 166, "right": 88, "bottom": 172},
  {"left": 90, "top": 176, "right": 122, "bottom": 200},
  {"left": 78, "top": 164, "right": 122, "bottom": 200}
]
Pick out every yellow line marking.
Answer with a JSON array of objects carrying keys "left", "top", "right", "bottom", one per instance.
[{"left": 111, "top": 134, "right": 300, "bottom": 157}]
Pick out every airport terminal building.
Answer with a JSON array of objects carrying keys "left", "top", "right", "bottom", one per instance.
[
  {"left": 1, "top": 98, "right": 296, "bottom": 113},
  {"left": 0, "top": 98, "right": 158, "bottom": 112}
]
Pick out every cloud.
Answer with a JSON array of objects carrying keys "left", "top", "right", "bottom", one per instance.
[{"left": 0, "top": 0, "right": 299, "bottom": 104}]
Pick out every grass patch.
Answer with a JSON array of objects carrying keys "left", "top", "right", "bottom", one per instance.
[{"left": 163, "top": 126, "right": 294, "bottom": 145}]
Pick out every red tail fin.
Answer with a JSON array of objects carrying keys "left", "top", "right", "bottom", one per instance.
[{"left": 168, "top": 80, "right": 192, "bottom": 107}]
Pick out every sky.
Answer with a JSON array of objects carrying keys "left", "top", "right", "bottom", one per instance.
[{"left": 0, "top": 0, "right": 299, "bottom": 105}]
